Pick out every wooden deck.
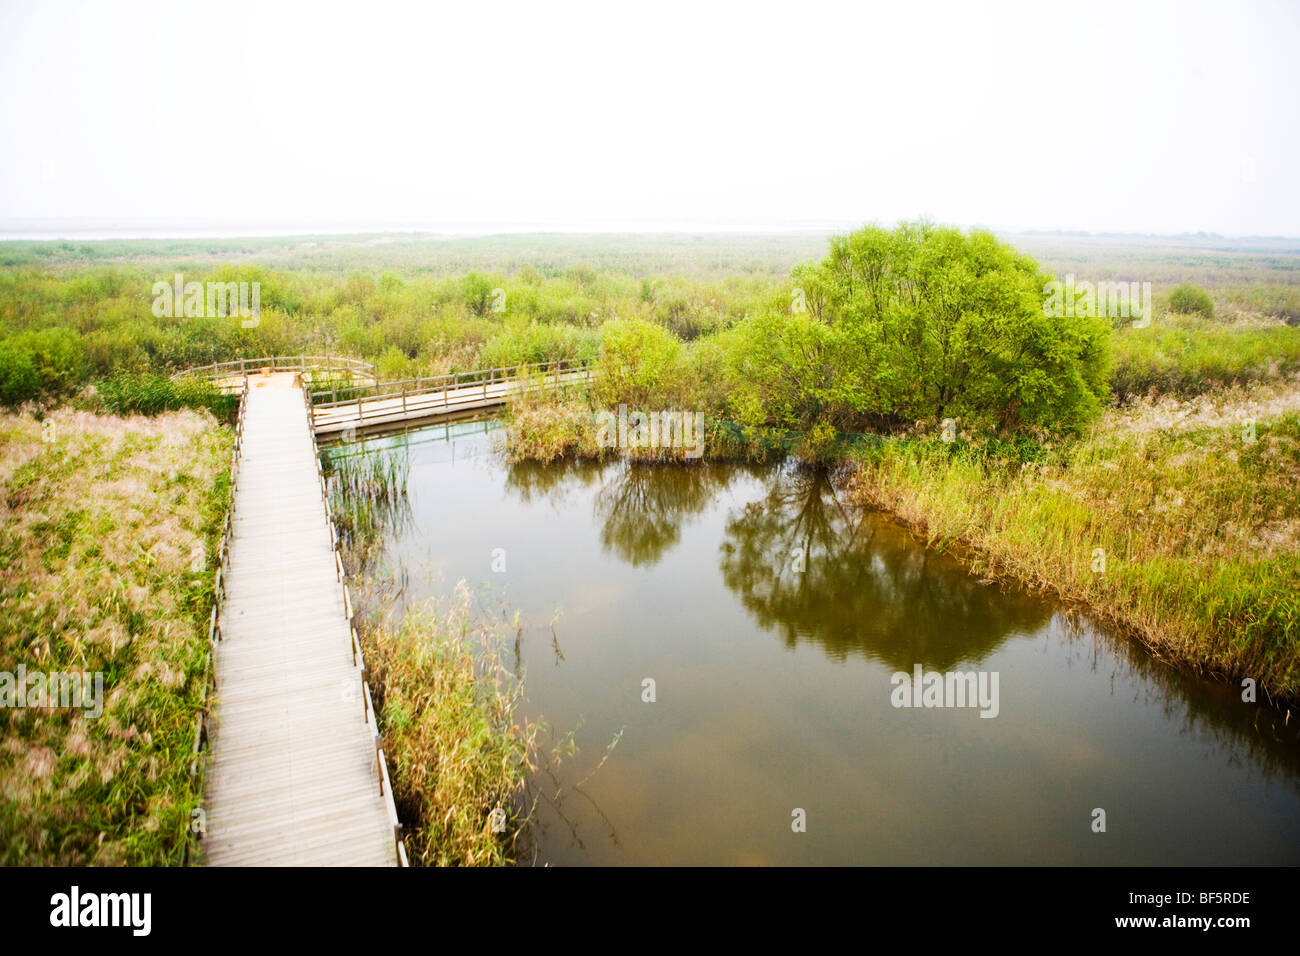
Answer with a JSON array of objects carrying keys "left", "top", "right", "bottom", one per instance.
[
  {"left": 312, "top": 367, "right": 591, "bottom": 435},
  {"left": 204, "top": 379, "right": 400, "bottom": 866}
]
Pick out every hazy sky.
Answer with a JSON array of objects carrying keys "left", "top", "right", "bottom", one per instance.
[{"left": 1, "top": 0, "right": 1297, "bottom": 235}]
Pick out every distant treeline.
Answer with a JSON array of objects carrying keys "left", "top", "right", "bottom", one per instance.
[{"left": 0, "top": 227, "right": 1297, "bottom": 436}]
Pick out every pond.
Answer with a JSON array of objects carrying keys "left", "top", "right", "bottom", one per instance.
[{"left": 326, "top": 419, "right": 1300, "bottom": 865}]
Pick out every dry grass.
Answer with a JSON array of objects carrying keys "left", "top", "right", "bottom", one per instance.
[{"left": 0, "top": 407, "right": 232, "bottom": 864}]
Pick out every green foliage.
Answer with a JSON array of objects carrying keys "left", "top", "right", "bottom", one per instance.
[
  {"left": 594, "top": 317, "right": 686, "bottom": 409},
  {"left": 97, "top": 374, "right": 237, "bottom": 420},
  {"left": 1168, "top": 283, "right": 1215, "bottom": 318},
  {"left": 0, "top": 342, "right": 40, "bottom": 406},
  {"left": 9, "top": 327, "right": 86, "bottom": 397},
  {"left": 720, "top": 310, "right": 859, "bottom": 433},
  {"left": 478, "top": 321, "right": 599, "bottom": 369},
  {"left": 1111, "top": 323, "right": 1300, "bottom": 399},
  {"left": 0, "top": 230, "right": 1295, "bottom": 457},
  {"left": 462, "top": 272, "right": 498, "bottom": 317},
  {"left": 728, "top": 222, "right": 1112, "bottom": 437}
]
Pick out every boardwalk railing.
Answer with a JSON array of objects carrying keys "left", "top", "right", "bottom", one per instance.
[
  {"left": 186, "top": 377, "right": 249, "bottom": 864},
  {"left": 310, "top": 358, "right": 594, "bottom": 435},
  {"left": 173, "top": 355, "right": 376, "bottom": 382},
  {"left": 303, "top": 384, "right": 408, "bottom": 867},
  {"left": 309, "top": 358, "right": 592, "bottom": 407}
]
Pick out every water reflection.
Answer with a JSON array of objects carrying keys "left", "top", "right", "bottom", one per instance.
[
  {"left": 593, "top": 462, "right": 745, "bottom": 567},
  {"left": 350, "top": 427, "right": 1300, "bottom": 863},
  {"left": 502, "top": 453, "right": 1300, "bottom": 770},
  {"left": 504, "top": 458, "right": 606, "bottom": 506},
  {"left": 715, "top": 463, "right": 1047, "bottom": 669},
  {"left": 1053, "top": 611, "right": 1300, "bottom": 783}
]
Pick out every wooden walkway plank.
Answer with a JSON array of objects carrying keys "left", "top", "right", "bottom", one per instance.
[
  {"left": 312, "top": 368, "right": 591, "bottom": 434},
  {"left": 204, "top": 384, "right": 398, "bottom": 867}
]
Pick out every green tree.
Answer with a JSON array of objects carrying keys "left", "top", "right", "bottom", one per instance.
[{"left": 730, "top": 221, "right": 1111, "bottom": 436}]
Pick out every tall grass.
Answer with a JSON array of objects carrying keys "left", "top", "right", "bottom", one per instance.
[
  {"left": 500, "top": 386, "right": 605, "bottom": 464},
  {"left": 0, "top": 407, "right": 232, "bottom": 864},
  {"left": 97, "top": 373, "right": 238, "bottom": 421},
  {"left": 849, "top": 384, "right": 1300, "bottom": 701},
  {"left": 1111, "top": 320, "right": 1300, "bottom": 401},
  {"left": 357, "top": 585, "right": 544, "bottom": 866},
  {"left": 324, "top": 439, "right": 412, "bottom": 565}
]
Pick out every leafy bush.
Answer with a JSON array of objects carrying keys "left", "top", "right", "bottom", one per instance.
[
  {"left": 594, "top": 317, "right": 686, "bottom": 409},
  {"left": 478, "top": 321, "right": 599, "bottom": 369},
  {"left": 462, "top": 272, "right": 498, "bottom": 317},
  {"left": 1168, "top": 283, "right": 1215, "bottom": 318},
  {"left": 0, "top": 342, "right": 40, "bottom": 406},
  {"left": 9, "top": 327, "right": 86, "bottom": 396}
]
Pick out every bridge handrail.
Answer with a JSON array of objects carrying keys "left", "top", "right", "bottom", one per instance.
[
  {"left": 173, "top": 355, "right": 376, "bottom": 382},
  {"left": 309, "top": 357, "right": 593, "bottom": 408},
  {"left": 305, "top": 382, "right": 408, "bottom": 866},
  {"left": 186, "top": 375, "right": 248, "bottom": 864}
]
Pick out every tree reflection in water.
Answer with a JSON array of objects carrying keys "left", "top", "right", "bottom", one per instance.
[
  {"left": 718, "top": 462, "right": 1052, "bottom": 670},
  {"left": 593, "top": 461, "right": 747, "bottom": 567}
]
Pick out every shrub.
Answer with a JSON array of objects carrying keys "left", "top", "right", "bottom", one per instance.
[
  {"left": 0, "top": 342, "right": 40, "bottom": 406},
  {"left": 1168, "top": 283, "right": 1215, "bottom": 319},
  {"left": 478, "top": 321, "right": 599, "bottom": 369},
  {"left": 594, "top": 317, "right": 686, "bottom": 409},
  {"left": 10, "top": 326, "right": 86, "bottom": 396},
  {"left": 462, "top": 272, "right": 497, "bottom": 317}
]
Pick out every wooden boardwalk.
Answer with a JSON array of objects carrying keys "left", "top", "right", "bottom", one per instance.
[
  {"left": 312, "top": 367, "right": 591, "bottom": 436},
  {"left": 204, "top": 379, "right": 400, "bottom": 866}
]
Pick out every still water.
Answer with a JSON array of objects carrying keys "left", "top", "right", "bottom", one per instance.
[{"left": 328, "top": 420, "right": 1300, "bottom": 865}]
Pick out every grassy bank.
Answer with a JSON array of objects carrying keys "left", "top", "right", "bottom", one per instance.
[
  {"left": 1111, "top": 315, "right": 1300, "bottom": 400},
  {"left": 848, "top": 382, "right": 1300, "bottom": 703},
  {"left": 0, "top": 407, "right": 232, "bottom": 864}
]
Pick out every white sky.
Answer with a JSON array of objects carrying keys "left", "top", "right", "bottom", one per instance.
[{"left": 1, "top": 0, "right": 1297, "bottom": 235}]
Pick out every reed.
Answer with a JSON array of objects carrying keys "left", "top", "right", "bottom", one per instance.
[
  {"left": 328, "top": 440, "right": 553, "bottom": 866},
  {"left": 0, "top": 407, "right": 232, "bottom": 864},
  {"left": 355, "top": 585, "right": 545, "bottom": 866},
  {"left": 324, "top": 439, "right": 412, "bottom": 565},
  {"left": 849, "top": 383, "right": 1300, "bottom": 702}
]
